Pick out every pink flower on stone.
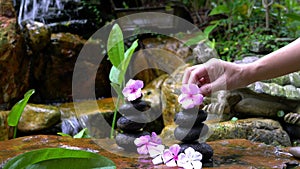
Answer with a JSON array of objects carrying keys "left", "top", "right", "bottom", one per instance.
[
  {"left": 122, "top": 79, "right": 144, "bottom": 101},
  {"left": 178, "top": 84, "right": 204, "bottom": 109},
  {"left": 162, "top": 144, "right": 181, "bottom": 167},
  {"left": 134, "top": 132, "right": 162, "bottom": 155}
]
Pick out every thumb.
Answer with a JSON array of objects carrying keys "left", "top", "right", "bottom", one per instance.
[{"left": 199, "top": 75, "right": 227, "bottom": 96}]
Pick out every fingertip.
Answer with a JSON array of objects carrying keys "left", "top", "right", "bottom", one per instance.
[{"left": 199, "top": 84, "right": 211, "bottom": 96}]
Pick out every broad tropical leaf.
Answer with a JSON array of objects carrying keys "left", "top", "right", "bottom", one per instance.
[
  {"left": 107, "top": 24, "right": 124, "bottom": 68},
  {"left": 3, "top": 148, "right": 116, "bottom": 169}
]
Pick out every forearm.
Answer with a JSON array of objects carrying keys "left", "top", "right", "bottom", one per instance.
[{"left": 245, "top": 38, "right": 300, "bottom": 84}]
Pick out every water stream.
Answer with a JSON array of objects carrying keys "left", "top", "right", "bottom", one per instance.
[{"left": 16, "top": 0, "right": 95, "bottom": 34}]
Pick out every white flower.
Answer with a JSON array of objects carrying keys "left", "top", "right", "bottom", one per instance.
[
  {"left": 149, "top": 144, "right": 165, "bottom": 165},
  {"left": 177, "top": 147, "right": 203, "bottom": 169}
]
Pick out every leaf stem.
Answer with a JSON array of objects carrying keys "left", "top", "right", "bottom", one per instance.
[{"left": 110, "top": 96, "right": 121, "bottom": 139}]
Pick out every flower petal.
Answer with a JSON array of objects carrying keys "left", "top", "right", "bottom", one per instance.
[
  {"left": 191, "top": 94, "right": 204, "bottom": 105},
  {"left": 192, "top": 151, "right": 203, "bottom": 161},
  {"left": 181, "top": 84, "right": 200, "bottom": 95},
  {"left": 135, "top": 80, "right": 144, "bottom": 89},
  {"left": 169, "top": 144, "right": 181, "bottom": 156},
  {"left": 165, "top": 159, "right": 177, "bottom": 167},
  {"left": 181, "top": 99, "right": 195, "bottom": 109},
  {"left": 192, "top": 160, "right": 202, "bottom": 169},
  {"left": 137, "top": 145, "right": 149, "bottom": 155},
  {"left": 150, "top": 132, "right": 162, "bottom": 144},
  {"left": 149, "top": 145, "right": 165, "bottom": 158},
  {"left": 184, "top": 147, "right": 195, "bottom": 158},
  {"left": 134, "top": 135, "right": 150, "bottom": 146},
  {"left": 177, "top": 153, "right": 188, "bottom": 167},
  {"left": 152, "top": 155, "right": 163, "bottom": 165},
  {"left": 162, "top": 149, "right": 173, "bottom": 163}
]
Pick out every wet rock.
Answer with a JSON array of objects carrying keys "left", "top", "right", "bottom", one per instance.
[
  {"left": 0, "top": 17, "right": 30, "bottom": 105},
  {"left": 18, "top": 104, "right": 61, "bottom": 133},
  {"left": 179, "top": 142, "right": 214, "bottom": 162},
  {"left": 22, "top": 21, "right": 51, "bottom": 52},
  {"left": 206, "top": 118, "right": 292, "bottom": 147},
  {"left": 174, "top": 109, "right": 208, "bottom": 127},
  {"left": 0, "top": 0, "right": 15, "bottom": 17},
  {"left": 118, "top": 102, "right": 150, "bottom": 124},
  {"left": 115, "top": 131, "right": 149, "bottom": 152},
  {"left": 0, "top": 111, "right": 10, "bottom": 141},
  {"left": 174, "top": 124, "right": 208, "bottom": 142},
  {"left": 234, "top": 97, "right": 291, "bottom": 118},
  {"left": 117, "top": 116, "right": 146, "bottom": 132},
  {"left": 284, "top": 124, "right": 300, "bottom": 140},
  {"left": 289, "top": 147, "right": 300, "bottom": 159},
  {"left": 0, "top": 135, "right": 299, "bottom": 168},
  {"left": 31, "top": 32, "right": 86, "bottom": 102}
]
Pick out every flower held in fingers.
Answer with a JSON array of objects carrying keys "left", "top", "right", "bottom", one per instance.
[{"left": 178, "top": 84, "right": 203, "bottom": 109}]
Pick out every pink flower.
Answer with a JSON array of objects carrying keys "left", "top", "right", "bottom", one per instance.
[
  {"left": 134, "top": 132, "right": 162, "bottom": 155},
  {"left": 178, "top": 84, "right": 203, "bottom": 109},
  {"left": 122, "top": 79, "right": 144, "bottom": 101},
  {"left": 162, "top": 144, "right": 181, "bottom": 167}
]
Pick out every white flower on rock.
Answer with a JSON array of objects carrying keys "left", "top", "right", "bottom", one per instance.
[{"left": 177, "top": 147, "right": 203, "bottom": 169}]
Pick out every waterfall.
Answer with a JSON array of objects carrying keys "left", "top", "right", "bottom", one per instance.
[{"left": 17, "top": 0, "right": 80, "bottom": 27}]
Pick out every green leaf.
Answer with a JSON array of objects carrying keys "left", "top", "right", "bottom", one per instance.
[
  {"left": 57, "top": 132, "right": 72, "bottom": 137},
  {"left": 204, "top": 24, "right": 218, "bottom": 38},
  {"left": 3, "top": 148, "right": 116, "bottom": 169},
  {"left": 109, "top": 66, "right": 122, "bottom": 85},
  {"left": 110, "top": 83, "right": 123, "bottom": 97},
  {"left": 184, "top": 31, "right": 207, "bottom": 46},
  {"left": 73, "top": 128, "right": 90, "bottom": 138},
  {"left": 285, "top": 13, "right": 300, "bottom": 21},
  {"left": 209, "top": 5, "right": 230, "bottom": 16},
  {"left": 7, "top": 89, "right": 35, "bottom": 126},
  {"left": 107, "top": 24, "right": 124, "bottom": 68},
  {"left": 120, "top": 39, "right": 139, "bottom": 75}
]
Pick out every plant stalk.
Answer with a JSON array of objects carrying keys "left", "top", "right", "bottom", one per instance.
[{"left": 110, "top": 96, "right": 121, "bottom": 139}]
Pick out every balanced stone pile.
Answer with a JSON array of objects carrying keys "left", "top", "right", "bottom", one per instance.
[
  {"left": 115, "top": 97, "right": 151, "bottom": 151},
  {"left": 174, "top": 107, "right": 214, "bottom": 163}
]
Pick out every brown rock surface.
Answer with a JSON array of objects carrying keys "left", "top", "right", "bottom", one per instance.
[
  {"left": 0, "top": 135, "right": 299, "bottom": 168},
  {"left": 0, "top": 17, "right": 30, "bottom": 106}
]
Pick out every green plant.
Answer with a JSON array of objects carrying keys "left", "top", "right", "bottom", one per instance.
[
  {"left": 7, "top": 89, "right": 35, "bottom": 138},
  {"left": 3, "top": 148, "right": 116, "bottom": 169},
  {"left": 107, "top": 24, "right": 138, "bottom": 138},
  {"left": 57, "top": 128, "right": 91, "bottom": 138}
]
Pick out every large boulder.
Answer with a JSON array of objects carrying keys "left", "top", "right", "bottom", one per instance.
[{"left": 0, "top": 17, "right": 30, "bottom": 107}]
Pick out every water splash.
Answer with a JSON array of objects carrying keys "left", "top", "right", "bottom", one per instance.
[{"left": 17, "top": 0, "right": 80, "bottom": 27}]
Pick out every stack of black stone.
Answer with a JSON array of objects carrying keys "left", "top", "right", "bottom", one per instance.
[
  {"left": 115, "top": 96, "right": 150, "bottom": 152},
  {"left": 174, "top": 107, "right": 214, "bottom": 165}
]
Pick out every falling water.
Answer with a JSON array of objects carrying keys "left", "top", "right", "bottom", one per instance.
[{"left": 17, "top": 0, "right": 81, "bottom": 27}]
